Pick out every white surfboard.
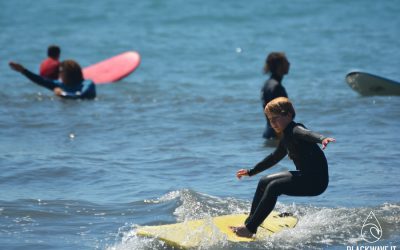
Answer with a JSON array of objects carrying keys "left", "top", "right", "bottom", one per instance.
[{"left": 345, "top": 71, "right": 400, "bottom": 96}]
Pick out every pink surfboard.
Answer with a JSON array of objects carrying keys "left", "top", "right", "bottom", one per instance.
[{"left": 83, "top": 51, "right": 140, "bottom": 84}]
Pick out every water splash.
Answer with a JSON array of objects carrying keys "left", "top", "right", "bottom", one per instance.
[{"left": 108, "top": 190, "right": 400, "bottom": 250}]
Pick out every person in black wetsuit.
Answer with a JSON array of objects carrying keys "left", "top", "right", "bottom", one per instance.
[
  {"left": 9, "top": 60, "right": 96, "bottom": 100},
  {"left": 261, "top": 52, "right": 289, "bottom": 139},
  {"left": 231, "top": 97, "right": 335, "bottom": 238}
]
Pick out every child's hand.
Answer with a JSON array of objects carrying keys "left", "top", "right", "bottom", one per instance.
[
  {"left": 53, "top": 87, "right": 65, "bottom": 96},
  {"left": 322, "top": 137, "right": 336, "bottom": 150},
  {"left": 9, "top": 61, "right": 25, "bottom": 73},
  {"left": 236, "top": 169, "right": 249, "bottom": 179}
]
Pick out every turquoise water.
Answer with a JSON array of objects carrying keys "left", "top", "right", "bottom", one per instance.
[{"left": 1, "top": 0, "right": 399, "bottom": 249}]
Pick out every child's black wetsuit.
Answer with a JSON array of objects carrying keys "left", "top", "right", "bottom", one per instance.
[
  {"left": 245, "top": 121, "right": 329, "bottom": 233},
  {"left": 261, "top": 75, "right": 288, "bottom": 139}
]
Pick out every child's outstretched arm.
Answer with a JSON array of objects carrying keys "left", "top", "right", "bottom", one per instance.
[
  {"left": 322, "top": 137, "right": 336, "bottom": 150},
  {"left": 293, "top": 125, "right": 335, "bottom": 150},
  {"left": 10, "top": 61, "right": 60, "bottom": 91},
  {"left": 236, "top": 141, "right": 287, "bottom": 179}
]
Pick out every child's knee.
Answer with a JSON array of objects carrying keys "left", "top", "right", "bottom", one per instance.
[
  {"left": 265, "top": 181, "right": 284, "bottom": 197},
  {"left": 257, "top": 176, "right": 272, "bottom": 191}
]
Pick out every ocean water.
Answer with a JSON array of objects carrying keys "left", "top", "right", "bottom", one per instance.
[{"left": 1, "top": 0, "right": 399, "bottom": 249}]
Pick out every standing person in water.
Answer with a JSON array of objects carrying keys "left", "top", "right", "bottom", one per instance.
[
  {"left": 39, "top": 45, "right": 61, "bottom": 80},
  {"left": 261, "top": 52, "right": 289, "bottom": 139},
  {"left": 9, "top": 60, "right": 96, "bottom": 99},
  {"left": 231, "top": 97, "right": 335, "bottom": 238}
]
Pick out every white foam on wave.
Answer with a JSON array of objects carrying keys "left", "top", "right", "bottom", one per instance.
[
  {"left": 262, "top": 203, "right": 400, "bottom": 249},
  {"left": 107, "top": 190, "right": 400, "bottom": 250},
  {"left": 143, "top": 190, "right": 181, "bottom": 204},
  {"left": 172, "top": 189, "right": 251, "bottom": 222}
]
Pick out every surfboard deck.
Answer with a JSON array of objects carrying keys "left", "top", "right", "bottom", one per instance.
[
  {"left": 136, "top": 211, "right": 297, "bottom": 249},
  {"left": 345, "top": 71, "right": 400, "bottom": 96},
  {"left": 83, "top": 51, "right": 140, "bottom": 84}
]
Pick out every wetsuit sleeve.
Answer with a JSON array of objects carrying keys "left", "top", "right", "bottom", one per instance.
[
  {"left": 293, "top": 125, "right": 326, "bottom": 144},
  {"left": 59, "top": 82, "right": 96, "bottom": 100},
  {"left": 80, "top": 81, "right": 96, "bottom": 99},
  {"left": 248, "top": 141, "right": 287, "bottom": 176},
  {"left": 261, "top": 85, "right": 271, "bottom": 108},
  {"left": 22, "top": 69, "right": 60, "bottom": 90}
]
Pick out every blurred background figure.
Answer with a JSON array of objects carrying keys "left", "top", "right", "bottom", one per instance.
[
  {"left": 261, "top": 52, "right": 290, "bottom": 139},
  {"left": 10, "top": 59, "right": 96, "bottom": 99},
  {"left": 39, "top": 45, "right": 61, "bottom": 80}
]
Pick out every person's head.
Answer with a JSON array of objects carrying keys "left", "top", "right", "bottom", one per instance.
[
  {"left": 263, "top": 52, "right": 290, "bottom": 76},
  {"left": 59, "top": 60, "right": 84, "bottom": 87},
  {"left": 47, "top": 45, "right": 61, "bottom": 60},
  {"left": 265, "top": 97, "right": 296, "bottom": 133}
]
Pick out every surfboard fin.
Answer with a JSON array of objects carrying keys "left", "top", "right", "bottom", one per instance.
[{"left": 278, "top": 212, "right": 293, "bottom": 217}]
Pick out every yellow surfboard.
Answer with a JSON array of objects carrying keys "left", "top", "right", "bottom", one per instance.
[{"left": 136, "top": 211, "right": 297, "bottom": 249}]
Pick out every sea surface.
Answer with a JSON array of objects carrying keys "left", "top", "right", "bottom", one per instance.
[{"left": 1, "top": 0, "right": 399, "bottom": 249}]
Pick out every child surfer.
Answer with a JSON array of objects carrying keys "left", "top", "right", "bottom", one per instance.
[{"left": 231, "top": 97, "right": 335, "bottom": 238}]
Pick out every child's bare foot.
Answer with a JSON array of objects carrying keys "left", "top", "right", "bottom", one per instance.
[{"left": 229, "top": 225, "right": 254, "bottom": 238}]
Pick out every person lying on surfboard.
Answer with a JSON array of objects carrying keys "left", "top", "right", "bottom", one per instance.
[
  {"left": 231, "top": 97, "right": 335, "bottom": 238},
  {"left": 9, "top": 60, "right": 96, "bottom": 99}
]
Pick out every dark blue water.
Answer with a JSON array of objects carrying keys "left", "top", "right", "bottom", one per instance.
[{"left": 1, "top": 0, "right": 399, "bottom": 249}]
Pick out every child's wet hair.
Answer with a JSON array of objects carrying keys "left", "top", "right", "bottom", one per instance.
[
  {"left": 264, "top": 52, "right": 288, "bottom": 74},
  {"left": 48, "top": 45, "right": 61, "bottom": 58},
  {"left": 265, "top": 97, "right": 296, "bottom": 119},
  {"left": 60, "top": 60, "right": 84, "bottom": 86}
]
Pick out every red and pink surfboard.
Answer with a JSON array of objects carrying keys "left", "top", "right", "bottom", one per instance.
[{"left": 83, "top": 51, "right": 140, "bottom": 84}]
